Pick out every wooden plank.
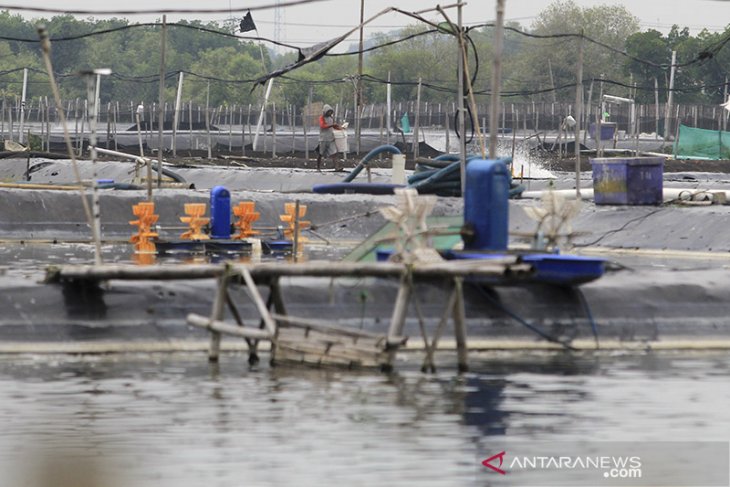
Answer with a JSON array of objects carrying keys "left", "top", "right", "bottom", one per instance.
[
  {"left": 187, "top": 313, "right": 273, "bottom": 340},
  {"left": 276, "top": 341, "right": 384, "bottom": 368},
  {"left": 279, "top": 326, "right": 379, "bottom": 347}
]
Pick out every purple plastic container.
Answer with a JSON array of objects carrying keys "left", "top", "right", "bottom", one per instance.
[{"left": 590, "top": 157, "right": 664, "bottom": 205}]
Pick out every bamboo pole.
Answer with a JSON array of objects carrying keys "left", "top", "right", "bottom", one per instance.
[
  {"left": 157, "top": 15, "right": 167, "bottom": 188},
  {"left": 414, "top": 77, "right": 422, "bottom": 160},
  {"left": 172, "top": 71, "right": 183, "bottom": 157},
  {"left": 272, "top": 103, "right": 277, "bottom": 157},
  {"left": 574, "top": 30, "right": 584, "bottom": 198},
  {"left": 205, "top": 82, "right": 212, "bottom": 159},
  {"left": 452, "top": 277, "right": 468, "bottom": 372},
  {"left": 489, "top": 0, "right": 505, "bottom": 159},
  {"left": 293, "top": 199, "right": 300, "bottom": 262},
  {"left": 664, "top": 50, "right": 677, "bottom": 144},
  {"left": 240, "top": 105, "right": 245, "bottom": 156},
  {"left": 584, "top": 79, "right": 593, "bottom": 146},
  {"left": 113, "top": 101, "right": 119, "bottom": 151},
  {"left": 654, "top": 78, "right": 660, "bottom": 139},
  {"left": 47, "top": 258, "right": 529, "bottom": 283},
  {"left": 207, "top": 272, "right": 231, "bottom": 362},
  {"left": 356, "top": 0, "right": 365, "bottom": 155},
  {"left": 421, "top": 287, "right": 458, "bottom": 372},
  {"left": 384, "top": 271, "right": 412, "bottom": 371},
  {"left": 36, "top": 26, "right": 98, "bottom": 261},
  {"left": 188, "top": 314, "right": 272, "bottom": 340},
  {"left": 291, "top": 105, "right": 296, "bottom": 154},
  {"left": 305, "top": 86, "right": 312, "bottom": 160},
  {"left": 720, "top": 76, "right": 728, "bottom": 132},
  {"left": 228, "top": 105, "right": 233, "bottom": 152},
  {"left": 240, "top": 267, "right": 277, "bottom": 336},
  {"left": 444, "top": 103, "right": 450, "bottom": 153}
]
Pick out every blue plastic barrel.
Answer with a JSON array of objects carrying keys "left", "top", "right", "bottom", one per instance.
[
  {"left": 209, "top": 186, "right": 231, "bottom": 239},
  {"left": 463, "top": 159, "right": 510, "bottom": 250}
]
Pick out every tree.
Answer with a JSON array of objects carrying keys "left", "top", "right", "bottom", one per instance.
[
  {"left": 624, "top": 30, "right": 671, "bottom": 103},
  {"left": 511, "top": 0, "right": 640, "bottom": 102}
]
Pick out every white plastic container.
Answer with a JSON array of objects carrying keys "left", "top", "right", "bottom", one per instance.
[
  {"left": 334, "top": 129, "right": 348, "bottom": 153},
  {"left": 392, "top": 154, "right": 406, "bottom": 184}
]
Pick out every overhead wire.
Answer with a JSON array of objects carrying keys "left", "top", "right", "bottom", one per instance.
[
  {"left": 0, "top": 0, "right": 330, "bottom": 16},
  {"left": 2, "top": 14, "right": 730, "bottom": 102}
]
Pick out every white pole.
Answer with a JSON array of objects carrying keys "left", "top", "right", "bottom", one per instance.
[
  {"left": 574, "top": 30, "right": 583, "bottom": 198},
  {"left": 172, "top": 71, "right": 184, "bottom": 156},
  {"left": 252, "top": 78, "right": 274, "bottom": 151},
  {"left": 18, "top": 68, "right": 28, "bottom": 144},
  {"left": 664, "top": 50, "right": 677, "bottom": 144},
  {"left": 386, "top": 71, "right": 391, "bottom": 144},
  {"left": 86, "top": 75, "right": 102, "bottom": 266},
  {"left": 457, "top": 3, "right": 466, "bottom": 191},
  {"left": 489, "top": 0, "right": 505, "bottom": 161}
]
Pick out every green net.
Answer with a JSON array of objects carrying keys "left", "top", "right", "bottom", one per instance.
[{"left": 673, "top": 124, "right": 730, "bottom": 160}]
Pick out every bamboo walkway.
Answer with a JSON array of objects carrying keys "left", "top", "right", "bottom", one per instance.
[{"left": 46, "top": 259, "right": 532, "bottom": 371}]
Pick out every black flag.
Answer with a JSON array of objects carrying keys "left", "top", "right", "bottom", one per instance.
[{"left": 239, "top": 11, "right": 256, "bottom": 33}]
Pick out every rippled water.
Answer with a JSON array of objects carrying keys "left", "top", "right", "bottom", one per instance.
[{"left": 0, "top": 352, "right": 727, "bottom": 487}]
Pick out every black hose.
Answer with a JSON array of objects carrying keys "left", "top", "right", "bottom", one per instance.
[
  {"left": 151, "top": 163, "right": 187, "bottom": 184},
  {"left": 453, "top": 33, "right": 480, "bottom": 144}
]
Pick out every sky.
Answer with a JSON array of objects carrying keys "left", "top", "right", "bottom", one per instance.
[{"left": 8, "top": 0, "right": 730, "bottom": 52}]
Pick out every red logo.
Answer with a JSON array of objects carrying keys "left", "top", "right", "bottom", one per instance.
[{"left": 482, "top": 451, "right": 507, "bottom": 475}]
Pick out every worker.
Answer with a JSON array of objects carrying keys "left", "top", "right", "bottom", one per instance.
[{"left": 317, "top": 104, "right": 342, "bottom": 171}]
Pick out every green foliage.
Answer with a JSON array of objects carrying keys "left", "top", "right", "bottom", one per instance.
[
  {"left": 1, "top": 4, "right": 730, "bottom": 110},
  {"left": 510, "top": 0, "right": 640, "bottom": 101}
]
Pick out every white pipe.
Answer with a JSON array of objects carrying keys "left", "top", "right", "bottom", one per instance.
[
  {"left": 18, "top": 68, "right": 27, "bottom": 144},
  {"left": 172, "top": 72, "right": 184, "bottom": 156},
  {"left": 252, "top": 79, "right": 274, "bottom": 151},
  {"left": 386, "top": 71, "right": 391, "bottom": 144},
  {"left": 521, "top": 187, "right": 730, "bottom": 202}
]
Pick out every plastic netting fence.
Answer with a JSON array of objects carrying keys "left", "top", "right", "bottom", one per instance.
[{"left": 674, "top": 124, "right": 730, "bottom": 160}]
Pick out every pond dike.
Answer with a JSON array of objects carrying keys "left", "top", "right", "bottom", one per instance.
[{"left": 1, "top": 159, "right": 730, "bottom": 353}]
